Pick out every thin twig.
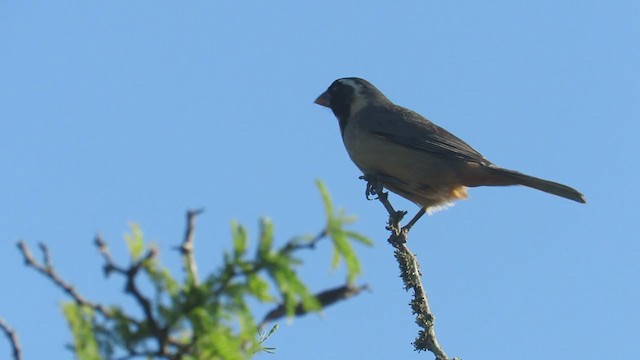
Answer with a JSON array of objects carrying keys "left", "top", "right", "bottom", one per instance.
[
  {"left": 179, "top": 208, "right": 205, "bottom": 285},
  {"left": 16, "top": 240, "right": 112, "bottom": 318},
  {"left": 0, "top": 318, "right": 21, "bottom": 360},
  {"left": 94, "top": 234, "right": 127, "bottom": 276},
  {"left": 280, "top": 229, "right": 329, "bottom": 254},
  {"left": 362, "top": 176, "right": 455, "bottom": 360}
]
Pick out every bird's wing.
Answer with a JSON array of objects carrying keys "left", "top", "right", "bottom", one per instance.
[{"left": 365, "top": 105, "right": 490, "bottom": 165}]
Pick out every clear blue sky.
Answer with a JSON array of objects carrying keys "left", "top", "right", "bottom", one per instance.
[{"left": 1, "top": 2, "right": 638, "bottom": 359}]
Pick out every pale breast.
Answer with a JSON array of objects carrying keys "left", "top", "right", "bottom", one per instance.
[{"left": 342, "top": 116, "right": 467, "bottom": 208}]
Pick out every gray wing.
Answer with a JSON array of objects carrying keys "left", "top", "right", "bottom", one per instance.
[{"left": 365, "top": 105, "right": 491, "bottom": 165}]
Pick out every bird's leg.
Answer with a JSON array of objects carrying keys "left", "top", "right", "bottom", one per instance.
[
  {"left": 360, "top": 174, "right": 408, "bottom": 232},
  {"left": 401, "top": 208, "right": 426, "bottom": 233}
]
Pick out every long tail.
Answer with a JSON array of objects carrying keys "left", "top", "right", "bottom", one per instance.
[{"left": 484, "top": 167, "right": 586, "bottom": 203}]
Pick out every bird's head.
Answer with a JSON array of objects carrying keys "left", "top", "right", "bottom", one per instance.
[{"left": 315, "top": 77, "right": 390, "bottom": 123}]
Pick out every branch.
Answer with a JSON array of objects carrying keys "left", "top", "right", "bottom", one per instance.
[
  {"left": 217, "top": 227, "right": 331, "bottom": 293},
  {"left": 0, "top": 318, "right": 21, "bottom": 360},
  {"left": 280, "top": 228, "right": 329, "bottom": 254},
  {"left": 94, "top": 235, "right": 177, "bottom": 358},
  {"left": 94, "top": 234, "right": 126, "bottom": 276},
  {"left": 19, "top": 237, "right": 179, "bottom": 358},
  {"left": 124, "top": 249, "right": 161, "bottom": 329},
  {"left": 259, "top": 284, "right": 369, "bottom": 328},
  {"left": 16, "top": 240, "right": 112, "bottom": 318},
  {"left": 178, "top": 208, "right": 205, "bottom": 285},
  {"left": 392, "top": 242, "right": 449, "bottom": 359},
  {"left": 361, "top": 175, "right": 456, "bottom": 360}
]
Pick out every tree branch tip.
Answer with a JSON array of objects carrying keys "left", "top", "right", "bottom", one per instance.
[
  {"left": 38, "top": 243, "right": 53, "bottom": 269},
  {"left": 102, "top": 264, "right": 114, "bottom": 277},
  {"left": 16, "top": 241, "right": 29, "bottom": 256},
  {"left": 146, "top": 247, "right": 159, "bottom": 260},
  {"left": 94, "top": 234, "right": 106, "bottom": 247},
  {"left": 187, "top": 208, "right": 205, "bottom": 216},
  {"left": 0, "top": 318, "right": 21, "bottom": 360}
]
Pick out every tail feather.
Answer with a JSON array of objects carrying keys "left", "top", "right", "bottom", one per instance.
[{"left": 485, "top": 167, "right": 586, "bottom": 204}]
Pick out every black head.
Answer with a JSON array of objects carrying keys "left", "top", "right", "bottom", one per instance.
[{"left": 315, "top": 77, "right": 390, "bottom": 133}]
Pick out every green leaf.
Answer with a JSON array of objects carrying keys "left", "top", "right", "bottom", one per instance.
[
  {"left": 230, "top": 221, "right": 248, "bottom": 258},
  {"left": 199, "top": 326, "right": 245, "bottom": 360},
  {"left": 266, "top": 261, "right": 296, "bottom": 316},
  {"left": 259, "top": 324, "right": 279, "bottom": 354},
  {"left": 266, "top": 254, "right": 322, "bottom": 316},
  {"left": 124, "top": 224, "right": 144, "bottom": 260},
  {"left": 264, "top": 323, "right": 279, "bottom": 341},
  {"left": 62, "top": 303, "right": 103, "bottom": 360},
  {"left": 188, "top": 307, "right": 215, "bottom": 335},
  {"left": 331, "top": 246, "right": 341, "bottom": 269},
  {"left": 262, "top": 347, "right": 277, "bottom": 354},
  {"left": 237, "top": 307, "right": 260, "bottom": 349},
  {"left": 344, "top": 230, "right": 374, "bottom": 246},
  {"left": 247, "top": 273, "right": 273, "bottom": 302},
  {"left": 316, "top": 179, "right": 334, "bottom": 219},
  {"left": 336, "top": 209, "right": 357, "bottom": 224},
  {"left": 160, "top": 268, "right": 180, "bottom": 297},
  {"left": 258, "top": 218, "right": 274, "bottom": 258},
  {"left": 330, "top": 229, "right": 362, "bottom": 283}
]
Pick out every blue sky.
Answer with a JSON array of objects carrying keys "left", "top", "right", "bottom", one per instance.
[{"left": 1, "top": 1, "right": 638, "bottom": 359}]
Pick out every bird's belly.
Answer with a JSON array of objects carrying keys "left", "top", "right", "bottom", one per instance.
[{"left": 343, "top": 127, "right": 467, "bottom": 208}]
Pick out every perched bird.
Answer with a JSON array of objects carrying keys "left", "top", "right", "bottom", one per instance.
[{"left": 315, "top": 77, "right": 585, "bottom": 227}]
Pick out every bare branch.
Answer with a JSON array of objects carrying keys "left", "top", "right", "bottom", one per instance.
[
  {"left": 179, "top": 208, "right": 205, "bottom": 285},
  {"left": 0, "top": 318, "right": 21, "bottom": 360},
  {"left": 16, "top": 240, "right": 112, "bottom": 318},
  {"left": 121, "top": 247, "right": 169, "bottom": 353},
  {"left": 260, "top": 284, "right": 369, "bottom": 328},
  {"left": 361, "top": 175, "right": 456, "bottom": 360},
  {"left": 94, "top": 234, "right": 127, "bottom": 276}
]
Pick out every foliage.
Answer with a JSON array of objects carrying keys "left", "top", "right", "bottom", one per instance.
[{"left": 14, "top": 181, "right": 371, "bottom": 360}]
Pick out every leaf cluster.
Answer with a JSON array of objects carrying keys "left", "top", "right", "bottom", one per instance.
[{"left": 18, "top": 181, "right": 372, "bottom": 360}]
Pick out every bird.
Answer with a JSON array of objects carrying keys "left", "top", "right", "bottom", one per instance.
[{"left": 315, "top": 77, "right": 585, "bottom": 229}]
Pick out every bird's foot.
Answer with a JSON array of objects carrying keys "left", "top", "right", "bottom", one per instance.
[{"left": 359, "top": 174, "right": 386, "bottom": 201}]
